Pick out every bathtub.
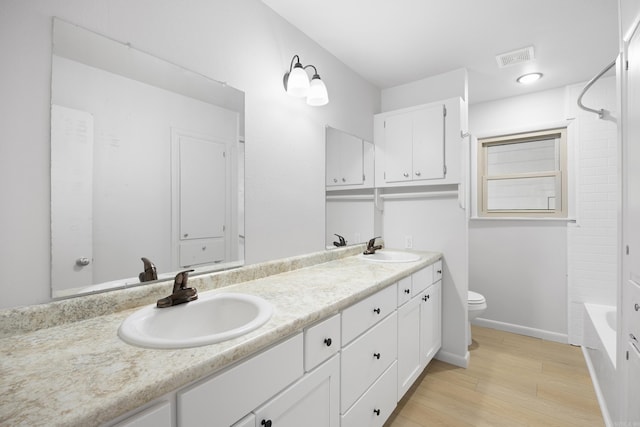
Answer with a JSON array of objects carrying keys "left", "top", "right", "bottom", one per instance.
[{"left": 583, "top": 303, "right": 618, "bottom": 425}]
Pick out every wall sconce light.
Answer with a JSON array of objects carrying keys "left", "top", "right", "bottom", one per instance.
[{"left": 283, "top": 55, "right": 329, "bottom": 106}]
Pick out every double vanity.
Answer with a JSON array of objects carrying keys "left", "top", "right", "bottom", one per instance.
[{"left": 0, "top": 246, "right": 442, "bottom": 426}]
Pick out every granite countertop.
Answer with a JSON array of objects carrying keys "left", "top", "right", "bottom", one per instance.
[{"left": 0, "top": 248, "right": 440, "bottom": 426}]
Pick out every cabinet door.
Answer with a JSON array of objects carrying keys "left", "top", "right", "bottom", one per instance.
[
  {"left": 412, "top": 105, "right": 445, "bottom": 180},
  {"left": 326, "top": 127, "right": 364, "bottom": 187},
  {"left": 397, "top": 295, "right": 421, "bottom": 400},
  {"left": 179, "top": 135, "right": 226, "bottom": 239},
  {"left": 254, "top": 354, "right": 340, "bottom": 427},
  {"left": 420, "top": 281, "right": 442, "bottom": 366},
  {"left": 113, "top": 401, "right": 172, "bottom": 427},
  {"left": 383, "top": 113, "right": 413, "bottom": 183}
]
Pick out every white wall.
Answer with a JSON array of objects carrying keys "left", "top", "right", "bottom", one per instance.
[
  {"left": 469, "top": 77, "right": 618, "bottom": 342},
  {"left": 0, "top": 0, "right": 380, "bottom": 309}
]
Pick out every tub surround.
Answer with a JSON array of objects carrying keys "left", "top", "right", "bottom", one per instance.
[{"left": 0, "top": 247, "right": 440, "bottom": 426}]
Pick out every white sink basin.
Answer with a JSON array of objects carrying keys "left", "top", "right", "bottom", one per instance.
[
  {"left": 359, "top": 250, "right": 421, "bottom": 263},
  {"left": 118, "top": 292, "right": 273, "bottom": 349}
]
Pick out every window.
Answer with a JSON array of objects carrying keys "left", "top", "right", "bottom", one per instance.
[{"left": 478, "top": 127, "right": 568, "bottom": 218}]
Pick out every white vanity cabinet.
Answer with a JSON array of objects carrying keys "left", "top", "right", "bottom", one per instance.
[
  {"left": 374, "top": 97, "right": 464, "bottom": 188},
  {"left": 397, "top": 266, "right": 442, "bottom": 400}
]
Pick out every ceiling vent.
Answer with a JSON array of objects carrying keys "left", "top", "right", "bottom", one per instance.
[{"left": 495, "top": 46, "right": 535, "bottom": 68}]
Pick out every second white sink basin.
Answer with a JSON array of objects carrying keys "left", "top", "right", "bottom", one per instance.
[
  {"left": 359, "top": 250, "right": 421, "bottom": 263},
  {"left": 118, "top": 292, "right": 273, "bottom": 349}
]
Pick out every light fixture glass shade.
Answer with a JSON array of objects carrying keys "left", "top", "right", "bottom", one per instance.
[
  {"left": 306, "top": 75, "right": 329, "bottom": 106},
  {"left": 286, "top": 65, "right": 310, "bottom": 97},
  {"left": 517, "top": 72, "right": 543, "bottom": 84}
]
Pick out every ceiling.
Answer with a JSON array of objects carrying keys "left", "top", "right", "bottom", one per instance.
[{"left": 262, "top": 0, "right": 619, "bottom": 104}]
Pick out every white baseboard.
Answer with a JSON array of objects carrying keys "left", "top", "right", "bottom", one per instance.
[
  {"left": 473, "top": 317, "right": 569, "bottom": 344},
  {"left": 435, "top": 349, "right": 470, "bottom": 368}
]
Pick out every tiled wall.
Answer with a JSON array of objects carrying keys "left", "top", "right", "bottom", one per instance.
[{"left": 566, "top": 75, "right": 618, "bottom": 344}]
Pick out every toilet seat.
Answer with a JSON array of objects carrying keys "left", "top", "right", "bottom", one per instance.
[{"left": 468, "top": 291, "right": 486, "bottom": 305}]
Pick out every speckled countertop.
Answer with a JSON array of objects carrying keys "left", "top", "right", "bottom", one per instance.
[{"left": 0, "top": 247, "right": 440, "bottom": 426}]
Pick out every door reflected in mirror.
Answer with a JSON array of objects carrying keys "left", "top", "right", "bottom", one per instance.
[
  {"left": 50, "top": 19, "right": 245, "bottom": 298},
  {"left": 324, "top": 126, "right": 375, "bottom": 248}
]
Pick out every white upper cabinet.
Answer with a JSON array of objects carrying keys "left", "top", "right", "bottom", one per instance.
[
  {"left": 374, "top": 97, "right": 464, "bottom": 188},
  {"left": 326, "top": 126, "right": 374, "bottom": 190},
  {"left": 383, "top": 104, "right": 444, "bottom": 183}
]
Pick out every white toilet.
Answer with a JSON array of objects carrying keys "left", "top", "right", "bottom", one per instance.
[{"left": 467, "top": 291, "right": 487, "bottom": 346}]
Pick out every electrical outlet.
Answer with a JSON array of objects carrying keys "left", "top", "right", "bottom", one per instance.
[{"left": 404, "top": 235, "right": 413, "bottom": 249}]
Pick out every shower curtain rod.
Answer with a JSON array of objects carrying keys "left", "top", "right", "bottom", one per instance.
[{"left": 577, "top": 59, "right": 616, "bottom": 120}]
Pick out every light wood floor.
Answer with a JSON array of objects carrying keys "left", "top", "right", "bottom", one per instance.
[{"left": 385, "top": 325, "right": 604, "bottom": 427}]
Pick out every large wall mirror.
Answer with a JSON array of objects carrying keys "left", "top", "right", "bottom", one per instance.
[
  {"left": 324, "top": 126, "right": 375, "bottom": 248},
  {"left": 51, "top": 18, "right": 245, "bottom": 298}
]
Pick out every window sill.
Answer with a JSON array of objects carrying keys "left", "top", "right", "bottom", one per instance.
[{"left": 470, "top": 216, "right": 576, "bottom": 222}]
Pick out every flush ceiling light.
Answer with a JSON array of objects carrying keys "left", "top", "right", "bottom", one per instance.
[
  {"left": 283, "top": 55, "right": 329, "bottom": 106},
  {"left": 517, "top": 72, "right": 543, "bottom": 84}
]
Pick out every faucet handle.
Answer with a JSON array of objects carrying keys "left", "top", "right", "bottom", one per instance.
[
  {"left": 139, "top": 257, "right": 158, "bottom": 282},
  {"left": 173, "top": 269, "right": 195, "bottom": 292},
  {"left": 333, "top": 234, "right": 347, "bottom": 247},
  {"left": 367, "top": 236, "right": 381, "bottom": 248}
]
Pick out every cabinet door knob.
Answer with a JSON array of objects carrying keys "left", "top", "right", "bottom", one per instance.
[
  {"left": 373, "top": 308, "right": 381, "bottom": 314},
  {"left": 75, "top": 257, "right": 91, "bottom": 266},
  {"left": 635, "top": 303, "right": 640, "bottom": 312},
  {"left": 373, "top": 352, "right": 381, "bottom": 359},
  {"left": 261, "top": 420, "right": 272, "bottom": 427},
  {"left": 437, "top": 269, "right": 442, "bottom": 274},
  {"left": 422, "top": 295, "right": 430, "bottom": 302},
  {"left": 403, "top": 172, "right": 409, "bottom": 178},
  {"left": 404, "top": 289, "right": 411, "bottom": 294},
  {"left": 342, "top": 177, "right": 346, "bottom": 182},
  {"left": 324, "top": 338, "right": 332, "bottom": 347},
  {"left": 333, "top": 178, "right": 338, "bottom": 183},
  {"left": 415, "top": 171, "right": 421, "bottom": 176},
  {"left": 373, "top": 409, "right": 381, "bottom": 416}
]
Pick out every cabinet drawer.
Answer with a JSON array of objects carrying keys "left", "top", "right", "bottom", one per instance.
[
  {"left": 177, "top": 334, "right": 303, "bottom": 427},
  {"left": 397, "top": 276, "right": 413, "bottom": 306},
  {"left": 412, "top": 265, "right": 433, "bottom": 294},
  {"left": 342, "top": 285, "right": 397, "bottom": 345},
  {"left": 304, "top": 314, "right": 341, "bottom": 372},
  {"left": 433, "top": 260, "right": 443, "bottom": 283},
  {"left": 341, "top": 312, "right": 398, "bottom": 412},
  {"left": 341, "top": 361, "right": 398, "bottom": 427},
  {"left": 179, "top": 239, "right": 225, "bottom": 267}
]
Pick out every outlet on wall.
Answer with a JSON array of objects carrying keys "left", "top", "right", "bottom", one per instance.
[{"left": 404, "top": 235, "right": 413, "bottom": 249}]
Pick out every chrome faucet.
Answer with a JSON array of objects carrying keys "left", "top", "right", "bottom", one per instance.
[
  {"left": 363, "top": 236, "right": 383, "bottom": 255},
  {"left": 157, "top": 269, "right": 198, "bottom": 308},
  {"left": 333, "top": 234, "right": 347, "bottom": 247},
  {"left": 139, "top": 257, "right": 158, "bottom": 282}
]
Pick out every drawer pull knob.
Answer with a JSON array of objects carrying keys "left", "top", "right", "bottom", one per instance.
[
  {"left": 373, "top": 308, "right": 381, "bottom": 314},
  {"left": 422, "top": 295, "right": 430, "bottom": 302},
  {"left": 437, "top": 269, "right": 442, "bottom": 274},
  {"left": 635, "top": 303, "right": 640, "bottom": 312},
  {"left": 324, "top": 338, "right": 332, "bottom": 347},
  {"left": 404, "top": 289, "right": 410, "bottom": 294},
  {"left": 261, "top": 420, "right": 272, "bottom": 427},
  {"left": 373, "top": 352, "right": 381, "bottom": 359},
  {"left": 373, "top": 409, "right": 381, "bottom": 416}
]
